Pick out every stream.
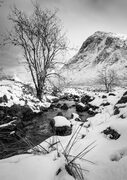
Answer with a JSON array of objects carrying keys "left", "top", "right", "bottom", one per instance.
[{"left": 0, "top": 99, "right": 90, "bottom": 159}]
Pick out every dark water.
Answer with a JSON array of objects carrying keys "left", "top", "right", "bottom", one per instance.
[
  {"left": 0, "top": 99, "right": 89, "bottom": 159},
  {"left": 45, "top": 99, "right": 90, "bottom": 121}
]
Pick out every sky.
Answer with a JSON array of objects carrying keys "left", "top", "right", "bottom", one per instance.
[{"left": 1, "top": 0, "right": 127, "bottom": 81}]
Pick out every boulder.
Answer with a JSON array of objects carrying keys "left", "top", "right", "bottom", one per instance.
[
  {"left": 71, "top": 113, "right": 81, "bottom": 121},
  {"left": 117, "top": 96, "right": 127, "bottom": 104},
  {"left": 81, "top": 95, "right": 94, "bottom": 104},
  {"left": 73, "top": 95, "right": 80, "bottom": 102},
  {"left": 87, "top": 109, "right": 97, "bottom": 116},
  {"left": 123, "top": 91, "right": 127, "bottom": 96},
  {"left": 108, "top": 93, "right": 115, "bottom": 96},
  {"left": 88, "top": 104, "right": 99, "bottom": 110},
  {"left": 50, "top": 116, "right": 72, "bottom": 136},
  {"left": 56, "top": 103, "right": 62, "bottom": 108},
  {"left": 114, "top": 106, "right": 120, "bottom": 115},
  {"left": 61, "top": 103, "right": 68, "bottom": 110},
  {"left": 57, "top": 112, "right": 63, "bottom": 116},
  {"left": 102, "top": 95, "right": 107, "bottom": 99},
  {"left": 102, "top": 127, "right": 120, "bottom": 140},
  {"left": 76, "top": 102, "right": 86, "bottom": 112},
  {"left": 101, "top": 102, "right": 110, "bottom": 106},
  {"left": 0, "top": 95, "right": 8, "bottom": 103}
]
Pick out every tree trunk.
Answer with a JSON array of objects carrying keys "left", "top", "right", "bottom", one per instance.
[
  {"left": 36, "top": 88, "right": 43, "bottom": 101},
  {"left": 36, "top": 79, "right": 45, "bottom": 101}
]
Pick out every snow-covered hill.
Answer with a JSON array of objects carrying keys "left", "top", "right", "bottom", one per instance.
[{"left": 62, "top": 31, "right": 127, "bottom": 85}]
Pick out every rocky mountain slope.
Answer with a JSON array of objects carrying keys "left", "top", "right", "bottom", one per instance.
[{"left": 62, "top": 31, "right": 127, "bottom": 85}]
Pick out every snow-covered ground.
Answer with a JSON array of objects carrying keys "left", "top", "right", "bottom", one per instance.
[
  {"left": 1, "top": 87, "right": 127, "bottom": 180},
  {"left": 0, "top": 79, "right": 52, "bottom": 112}
]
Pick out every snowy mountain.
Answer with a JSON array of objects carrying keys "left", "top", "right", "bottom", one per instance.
[{"left": 62, "top": 31, "right": 127, "bottom": 85}]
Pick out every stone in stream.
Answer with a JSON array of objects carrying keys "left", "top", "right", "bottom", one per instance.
[
  {"left": 60, "top": 103, "right": 69, "bottom": 110},
  {"left": 50, "top": 116, "right": 72, "bottom": 136},
  {"left": 57, "top": 112, "right": 63, "bottom": 116},
  {"left": 75, "top": 102, "right": 86, "bottom": 112},
  {"left": 81, "top": 95, "right": 94, "bottom": 104},
  {"left": 101, "top": 102, "right": 110, "bottom": 107}
]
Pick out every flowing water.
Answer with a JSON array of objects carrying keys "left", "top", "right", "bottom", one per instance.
[{"left": 0, "top": 99, "right": 90, "bottom": 159}]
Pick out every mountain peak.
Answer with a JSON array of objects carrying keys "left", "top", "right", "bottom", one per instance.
[
  {"left": 94, "top": 31, "right": 127, "bottom": 41},
  {"left": 62, "top": 31, "right": 127, "bottom": 85}
]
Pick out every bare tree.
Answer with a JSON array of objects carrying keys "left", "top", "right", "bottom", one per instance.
[
  {"left": 6, "top": 3, "right": 67, "bottom": 100},
  {"left": 97, "top": 65, "right": 119, "bottom": 92}
]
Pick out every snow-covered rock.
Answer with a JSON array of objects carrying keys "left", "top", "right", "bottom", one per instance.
[
  {"left": 50, "top": 116, "right": 72, "bottom": 136},
  {"left": 54, "top": 116, "right": 71, "bottom": 127}
]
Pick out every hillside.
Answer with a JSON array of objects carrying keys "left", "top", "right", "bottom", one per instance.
[{"left": 62, "top": 31, "right": 127, "bottom": 85}]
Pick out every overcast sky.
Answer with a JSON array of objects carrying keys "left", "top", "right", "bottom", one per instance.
[{"left": 1, "top": 0, "right": 127, "bottom": 81}]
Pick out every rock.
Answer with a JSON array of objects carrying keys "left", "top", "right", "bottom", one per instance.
[
  {"left": 50, "top": 116, "right": 72, "bottom": 136},
  {"left": 81, "top": 95, "right": 94, "bottom": 104},
  {"left": 61, "top": 103, "right": 68, "bottom": 110},
  {"left": 71, "top": 113, "right": 80, "bottom": 119},
  {"left": 75, "top": 103, "right": 86, "bottom": 112},
  {"left": 87, "top": 109, "right": 97, "bottom": 116},
  {"left": 75, "top": 117, "right": 81, "bottom": 121},
  {"left": 114, "top": 106, "right": 120, "bottom": 115},
  {"left": 40, "top": 106, "right": 48, "bottom": 112},
  {"left": 51, "top": 98, "right": 59, "bottom": 103},
  {"left": 120, "top": 114, "right": 125, "bottom": 119},
  {"left": 73, "top": 95, "right": 80, "bottom": 102},
  {"left": 102, "top": 127, "right": 120, "bottom": 140},
  {"left": 3, "top": 95, "right": 8, "bottom": 103},
  {"left": 57, "top": 112, "right": 63, "bottom": 116},
  {"left": 55, "top": 126, "right": 72, "bottom": 136},
  {"left": 117, "top": 96, "right": 127, "bottom": 104},
  {"left": 102, "top": 95, "right": 107, "bottom": 98},
  {"left": 88, "top": 104, "right": 99, "bottom": 110},
  {"left": 101, "top": 102, "right": 110, "bottom": 106},
  {"left": 108, "top": 93, "right": 116, "bottom": 96},
  {"left": 123, "top": 91, "right": 127, "bottom": 96}
]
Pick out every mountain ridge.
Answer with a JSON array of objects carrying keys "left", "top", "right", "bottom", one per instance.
[{"left": 62, "top": 31, "right": 127, "bottom": 85}]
